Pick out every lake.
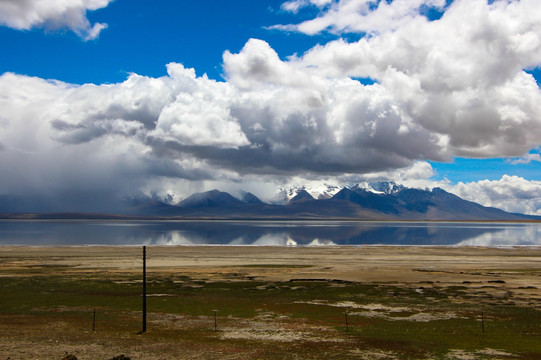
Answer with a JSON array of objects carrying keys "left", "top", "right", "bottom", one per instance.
[{"left": 0, "top": 220, "right": 540, "bottom": 247}]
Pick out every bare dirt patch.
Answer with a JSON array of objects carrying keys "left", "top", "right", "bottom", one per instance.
[{"left": 1, "top": 245, "right": 541, "bottom": 359}]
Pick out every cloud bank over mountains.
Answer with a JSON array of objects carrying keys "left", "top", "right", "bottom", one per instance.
[
  {"left": 450, "top": 175, "right": 541, "bottom": 216},
  {"left": 0, "top": 0, "right": 112, "bottom": 40},
  {"left": 1, "top": 0, "right": 541, "bottom": 214}
]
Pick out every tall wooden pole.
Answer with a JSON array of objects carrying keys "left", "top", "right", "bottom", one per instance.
[{"left": 142, "top": 245, "right": 147, "bottom": 333}]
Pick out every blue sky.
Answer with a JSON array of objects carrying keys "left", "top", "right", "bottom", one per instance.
[
  {"left": 430, "top": 157, "right": 541, "bottom": 183},
  {"left": 0, "top": 0, "right": 325, "bottom": 84},
  {"left": 0, "top": 0, "right": 541, "bottom": 214}
]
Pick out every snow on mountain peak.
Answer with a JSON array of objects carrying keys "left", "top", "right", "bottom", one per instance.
[
  {"left": 276, "top": 183, "right": 343, "bottom": 204},
  {"left": 349, "top": 181, "right": 405, "bottom": 195},
  {"left": 269, "top": 181, "right": 407, "bottom": 204}
]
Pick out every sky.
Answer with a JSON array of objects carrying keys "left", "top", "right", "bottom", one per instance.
[{"left": 0, "top": 0, "right": 541, "bottom": 215}]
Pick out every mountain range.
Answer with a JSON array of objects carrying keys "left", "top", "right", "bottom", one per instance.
[{"left": 2, "top": 182, "right": 535, "bottom": 221}]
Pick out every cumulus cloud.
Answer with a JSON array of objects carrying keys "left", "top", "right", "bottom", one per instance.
[
  {"left": 0, "top": 0, "right": 113, "bottom": 40},
  {"left": 272, "top": 0, "right": 447, "bottom": 34},
  {"left": 1, "top": 0, "right": 541, "bottom": 212},
  {"left": 446, "top": 176, "right": 541, "bottom": 216},
  {"left": 281, "top": 0, "right": 332, "bottom": 14},
  {"left": 0, "top": 68, "right": 230, "bottom": 209},
  {"left": 297, "top": 0, "right": 541, "bottom": 158}
]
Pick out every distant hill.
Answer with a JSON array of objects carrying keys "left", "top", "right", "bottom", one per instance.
[
  {"left": 179, "top": 190, "right": 243, "bottom": 208},
  {"left": 240, "top": 192, "right": 264, "bottom": 204},
  {"left": 1, "top": 183, "right": 539, "bottom": 221}
]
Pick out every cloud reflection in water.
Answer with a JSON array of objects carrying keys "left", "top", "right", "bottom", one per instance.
[{"left": 0, "top": 221, "right": 540, "bottom": 247}]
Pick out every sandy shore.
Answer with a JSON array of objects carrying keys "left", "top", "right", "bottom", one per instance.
[{"left": 2, "top": 245, "right": 541, "bottom": 298}]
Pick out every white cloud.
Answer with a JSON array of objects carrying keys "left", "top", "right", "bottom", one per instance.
[
  {"left": 281, "top": 0, "right": 309, "bottom": 14},
  {"left": 0, "top": 0, "right": 113, "bottom": 40},
  {"left": 275, "top": 0, "right": 446, "bottom": 35},
  {"left": 223, "top": 39, "right": 317, "bottom": 90},
  {"left": 222, "top": 38, "right": 444, "bottom": 173},
  {"left": 446, "top": 176, "right": 541, "bottom": 216},
  {"left": 150, "top": 64, "right": 249, "bottom": 149},
  {"left": 281, "top": 0, "right": 332, "bottom": 14},
  {"left": 508, "top": 153, "right": 541, "bottom": 165},
  {"left": 0, "top": 67, "right": 245, "bottom": 206},
  {"left": 297, "top": 0, "right": 541, "bottom": 158}
]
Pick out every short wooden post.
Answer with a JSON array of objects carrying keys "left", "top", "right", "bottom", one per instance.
[
  {"left": 212, "top": 310, "right": 218, "bottom": 332},
  {"left": 345, "top": 311, "right": 349, "bottom": 332},
  {"left": 481, "top": 312, "right": 485, "bottom": 333},
  {"left": 92, "top": 309, "right": 96, "bottom": 331}
]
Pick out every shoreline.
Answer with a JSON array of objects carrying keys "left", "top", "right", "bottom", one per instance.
[
  {"left": 2, "top": 216, "right": 541, "bottom": 223},
  {"left": 2, "top": 243, "right": 541, "bottom": 249},
  {"left": 2, "top": 245, "right": 541, "bottom": 285}
]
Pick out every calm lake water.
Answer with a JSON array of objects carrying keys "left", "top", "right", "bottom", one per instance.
[{"left": 0, "top": 220, "right": 540, "bottom": 247}]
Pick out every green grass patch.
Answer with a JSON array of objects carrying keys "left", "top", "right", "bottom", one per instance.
[{"left": 1, "top": 275, "right": 540, "bottom": 359}]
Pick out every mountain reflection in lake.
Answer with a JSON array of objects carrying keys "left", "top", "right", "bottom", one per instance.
[{"left": 0, "top": 220, "right": 540, "bottom": 247}]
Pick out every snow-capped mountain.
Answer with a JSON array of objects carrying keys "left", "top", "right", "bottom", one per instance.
[
  {"left": 279, "top": 181, "right": 403, "bottom": 203},
  {"left": 289, "top": 189, "right": 314, "bottom": 202},
  {"left": 164, "top": 184, "right": 536, "bottom": 220},
  {"left": 2, "top": 182, "right": 538, "bottom": 221},
  {"left": 351, "top": 181, "right": 406, "bottom": 195},
  {"left": 276, "top": 183, "right": 345, "bottom": 204}
]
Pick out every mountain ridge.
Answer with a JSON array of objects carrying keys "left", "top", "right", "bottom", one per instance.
[{"left": 1, "top": 183, "right": 539, "bottom": 221}]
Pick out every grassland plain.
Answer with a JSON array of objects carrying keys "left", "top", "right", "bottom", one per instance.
[{"left": 0, "top": 246, "right": 540, "bottom": 359}]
